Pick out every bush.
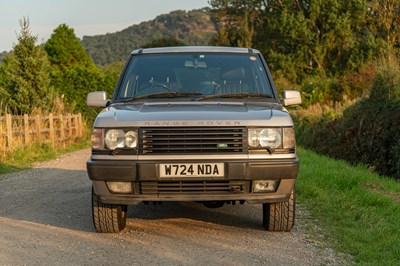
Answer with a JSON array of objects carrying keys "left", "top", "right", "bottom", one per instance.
[
  {"left": 300, "top": 76, "right": 341, "bottom": 107},
  {"left": 299, "top": 65, "right": 375, "bottom": 108},
  {"left": 295, "top": 56, "right": 400, "bottom": 179},
  {"left": 339, "top": 65, "right": 375, "bottom": 99}
]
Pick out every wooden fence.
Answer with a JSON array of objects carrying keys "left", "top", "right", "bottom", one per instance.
[{"left": 0, "top": 113, "right": 84, "bottom": 153}]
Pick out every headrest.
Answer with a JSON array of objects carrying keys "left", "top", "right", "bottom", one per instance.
[{"left": 221, "top": 67, "right": 245, "bottom": 80}]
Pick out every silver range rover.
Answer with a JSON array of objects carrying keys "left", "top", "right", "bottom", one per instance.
[{"left": 86, "top": 46, "right": 302, "bottom": 233}]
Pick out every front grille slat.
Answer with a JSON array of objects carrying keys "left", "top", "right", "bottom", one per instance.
[
  {"left": 142, "top": 148, "right": 241, "bottom": 152},
  {"left": 141, "top": 181, "right": 247, "bottom": 194},
  {"left": 144, "top": 142, "right": 243, "bottom": 146},
  {"left": 139, "top": 127, "right": 247, "bottom": 154},
  {"left": 146, "top": 136, "right": 240, "bottom": 140},
  {"left": 143, "top": 132, "right": 241, "bottom": 136}
]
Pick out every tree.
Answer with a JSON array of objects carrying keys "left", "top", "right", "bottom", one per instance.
[
  {"left": 1, "top": 17, "right": 53, "bottom": 114},
  {"left": 101, "top": 61, "right": 125, "bottom": 97},
  {"left": 0, "top": 57, "right": 11, "bottom": 113},
  {"left": 53, "top": 65, "right": 105, "bottom": 120},
  {"left": 45, "top": 24, "right": 93, "bottom": 69},
  {"left": 367, "top": 0, "right": 400, "bottom": 48},
  {"left": 142, "top": 37, "right": 185, "bottom": 48},
  {"left": 45, "top": 24, "right": 107, "bottom": 121},
  {"left": 0, "top": 51, "right": 9, "bottom": 63},
  {"left": 209, "top": 0, "right": 260, "bottom": 47},
  {"left": 210, "top": 0, "right": 388, "bottom": 83}
]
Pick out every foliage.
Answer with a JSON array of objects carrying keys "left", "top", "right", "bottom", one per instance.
[
  {"left": 295, "top": 55, "right": 400, "bottom": 179},
  {"left": 45, "top": 24, "right": 109, "bottom": 122},
  {"left": 299, "top": 65, "right": 376, "bottom": 107},
  {"left": 142, "top": 37, "right": 185, "bottom": 48},
  {"left": 297, "top": 148, "right": 400, "bottom": 264},
  {"left": 0, "top": 51, "right": 10, "bottom": 63},
  {"left": 0, "top": 164, "right": 19, "bottom": 175},
  {"left": 0, "top": 17, "right": 54, "bottom": 114},
  {"left": 300, "top": 77, "right": 341, "bottom": 107},
  {"left": 45, "top": 24, "right": 93, "bottom": 69},
  {"left": 100, "top": 61, "right": 125, "bottom": 97},
  {"left": 50, "top": 65, "right": 106, "bottom": 121},
  {"left": 209, "top": 1, "right": 258, "bottom": 47},
  {"left": 367, "top": 0, "right": 400, "bottom": 48},
  {"left": 0, "top": 57, "right": 10, "bottom": 113},
  {"left": 81, "top": 8, "right": 217, "bottom": 65},
  {"left": 210, "top": 0, "right": 390, "bottom": 85},
  {"left": 338, "top": 65, "right": 376, "bottom": 99},
  {"left": 369, "top": 55, "right": 400, "bottom": 100}
]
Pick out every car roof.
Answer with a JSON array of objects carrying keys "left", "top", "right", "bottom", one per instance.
[{"left": 131, "top": 46, "right": 261, "bottom": 55}]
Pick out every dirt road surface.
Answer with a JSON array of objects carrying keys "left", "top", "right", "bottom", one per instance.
[{"left": 0, "top": 149, "right": 341, "bottom": 265}]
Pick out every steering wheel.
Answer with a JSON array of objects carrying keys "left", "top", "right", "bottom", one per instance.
[{"left": 140, "top": 80, "right": 172, "bottom": 93}]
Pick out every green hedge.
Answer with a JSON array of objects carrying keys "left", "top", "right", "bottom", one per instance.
[{"left": 295, "top": 57, "right": 400, "bottom": 179}]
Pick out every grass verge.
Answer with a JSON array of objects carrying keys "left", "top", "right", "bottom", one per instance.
[
  {"left": 0, "top": 137, "right": 90, "bottom": 175},
  {"left": 297, "top": 147, "right": 400, "bottom": 265}
]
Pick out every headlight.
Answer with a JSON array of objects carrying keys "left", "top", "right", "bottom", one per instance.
[
  {"left": 125, "top": 131, "right": 138, "bottom": 148},
  {"left": 105, "top": 129, "right": 125, "bottom": 149},
  {"left": 248, "top": 128, "right": 286, "bottom": 149},
  {"left": 259, "top": 128, "right": 282, "bottom": 148},
  {"left": 104, "top": 129, "right": 139, "bottom": 150},
  {"left": 248, "top": 129, "right": 261, "bottom": 147}
]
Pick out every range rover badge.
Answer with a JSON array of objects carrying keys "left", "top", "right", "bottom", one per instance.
[{"left": 217, "top": 144, "right": 228, "bottom": 149}]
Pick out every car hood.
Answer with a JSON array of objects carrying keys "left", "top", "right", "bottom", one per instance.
[{"left": 93, "top": 101, "right": 294, "bottom": 127}]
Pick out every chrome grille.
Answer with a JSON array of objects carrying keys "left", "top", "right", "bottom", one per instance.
[
  {"left": 139, "top": 127, "right": 247, "bottom": 154},
  {"left": 141, "top": 181, "right": 247, "bottom": 194}
]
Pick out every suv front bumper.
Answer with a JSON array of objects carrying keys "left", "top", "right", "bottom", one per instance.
[{"left": 87, "top": 157, "right": 299, "bottom": 205}]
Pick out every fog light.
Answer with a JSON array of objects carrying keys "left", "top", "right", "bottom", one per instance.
[
  {"left": 253, "top": 180, "right": 279, "bottom": 192},
  {"left": 107, "top": 182, "right": 133, "bottom": 193}
]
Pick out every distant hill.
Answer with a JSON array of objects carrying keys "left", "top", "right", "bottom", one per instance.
[{"left": 81, "top": 8, "right": 217, "bottom": 66}]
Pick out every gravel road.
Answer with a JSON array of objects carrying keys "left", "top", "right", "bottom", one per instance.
[{"left": 0, "top": 149, "right": 341, "bottom": 265}]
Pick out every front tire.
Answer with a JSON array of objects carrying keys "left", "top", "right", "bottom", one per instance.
[
  {"left": 92, "top": 187, "right": 127, "bottom": 233},
  {"left": 262, "top": 189, "right": 295, "bottom": 232}
]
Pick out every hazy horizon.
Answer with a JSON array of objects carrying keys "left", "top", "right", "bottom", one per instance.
[{"left": 0, "top": 0, "right": 209, "bottom": 52}]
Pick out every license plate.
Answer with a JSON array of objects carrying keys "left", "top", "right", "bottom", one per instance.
[{"left": 159, "top": 163, "right": 224, "bottom": 178}]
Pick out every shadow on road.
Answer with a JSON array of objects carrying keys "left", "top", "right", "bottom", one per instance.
[
  {"left": 0, "top": 167, "right": 264, "bottom": 233},
  {"left": 129, "top": 201, "right": 263, "bottom": 230},
  {"left": 0, "top": 168, "right": 93, "bottom": 232}
]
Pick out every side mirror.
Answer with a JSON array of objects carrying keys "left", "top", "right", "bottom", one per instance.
[
  {"left": 87, "top": 91, "right": 109, "bottom": 108},
  {"left": 281, "top": 90, "right": 302, "bottom": 107}
]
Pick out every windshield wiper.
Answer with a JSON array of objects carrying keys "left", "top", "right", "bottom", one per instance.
[
  {"left": 196, "top": 93, "right": 274, "bottom": 101},
  {"left": 117, "top": 92, "right": 204, "bottom": 102}
]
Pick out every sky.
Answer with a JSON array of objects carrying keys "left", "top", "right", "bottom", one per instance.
[{"left": 0, "top": 0, "right": 209, "bottom": 52}]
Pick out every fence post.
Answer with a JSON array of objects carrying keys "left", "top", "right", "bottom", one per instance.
[
  {"left": 35, "top": 115, "right": 41, "bottom": 140},
  {"left": 60, "top": 114, "right": 65, "bottom": 146},
  {"left": 6, "top": 114, "right": 12, "bottom": 150},
  {"left": 24, "top": 114, "right": 29, "bottom": 144},
  {"left": 67, "top": 113, "right": 72, "bottom": 138},
  {"left": 74, "top": 114, "right": 78, "bottom": 137},
  {"left": 78, "top": 113, "right": 82, "bottom": 137},
  {"left": 49, "top": 113, "right": 55, "bottom": 146}
]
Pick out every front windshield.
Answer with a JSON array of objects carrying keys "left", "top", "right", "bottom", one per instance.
[{"left": 116, "top": 53, "right": 274, "bottom": 101}]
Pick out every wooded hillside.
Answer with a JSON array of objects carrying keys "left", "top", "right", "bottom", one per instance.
[{"left": 81, "top": 8, "right": 217, "bottom": 65}]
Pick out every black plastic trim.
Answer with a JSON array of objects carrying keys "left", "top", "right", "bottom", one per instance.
[{"left": 87, "top": 158, "right": 299, "bottom": 182}]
